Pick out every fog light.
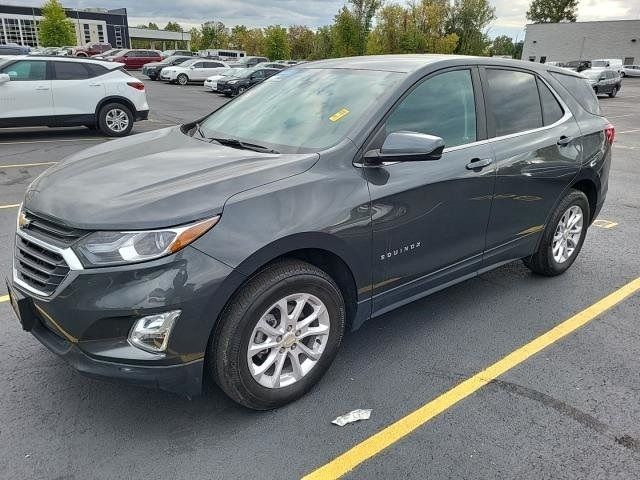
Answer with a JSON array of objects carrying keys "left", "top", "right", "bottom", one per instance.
[{"left": 129, "top": 310, "right": 180, "bottom": 353}]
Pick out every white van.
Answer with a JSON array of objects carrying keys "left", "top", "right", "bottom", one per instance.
[{"left": 592, "top": 58, "right": 623, "bottom": 73}]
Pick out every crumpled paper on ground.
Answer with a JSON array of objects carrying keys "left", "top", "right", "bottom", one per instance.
[{"left": 332, "top": 409, "right": 372, "bottom": 426}]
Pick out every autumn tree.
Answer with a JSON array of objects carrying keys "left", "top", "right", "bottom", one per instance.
[
  {"left": 310, "top": 26, "right": 333, "bottom": 60},
  {"left": 288, "top": 25, "right": 315, "bottom": 60},
  {"left": 38, "top": 0, "right": 76, "bottom": 47},
  {"left": 527, "top": 0, "right": 578, "bottom": 23},
  {"left": 447, "top": 0, "right": 495, "bottom": 55}
]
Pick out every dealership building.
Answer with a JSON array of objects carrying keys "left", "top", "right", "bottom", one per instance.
[
  {"left": 522, "top": 20, "right": 640, "bottom": 65},
  {"left": 0, "top": 4, "right": 190, "bottom": 50}
]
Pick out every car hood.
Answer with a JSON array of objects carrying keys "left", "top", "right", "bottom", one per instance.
[
  {"left": 24, "top": 127, "right": 319, "bottom": 230},
  {"left": 144, "top": 61, "right": 166, "bottom": 68}
]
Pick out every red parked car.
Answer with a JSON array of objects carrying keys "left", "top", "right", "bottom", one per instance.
[
  {"left": 112, "top": 49, "right": 162, "bottom": 69},
  {"left": 73, "top": 42, "right": 112, "bottom": 57}
]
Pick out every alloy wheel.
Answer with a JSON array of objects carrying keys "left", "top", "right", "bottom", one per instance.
[
  {"left": 105, "top": 108, "right": 130, "bottom": 133},
  {"left": 246, "top": 293, "right": 330, "bottom": 389},
  {"left": 552, "top": 205, "right": 583, "bottom": 264}
]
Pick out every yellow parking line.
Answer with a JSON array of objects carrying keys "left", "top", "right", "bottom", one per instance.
[
  {"left": 302, "top": 277, "right": 640, "bottom": 480},
  {"left": 0, "top": 162, "right": 56, "bottom": 169},
  {"left": 593, "top": 219, "right": 618, "bottom": 229},
  {"left": 0, "top": 203, "right": 20, "bottom": 210},
  {"left": 0, "top": 294, "right": 8, "bottom": 303}
]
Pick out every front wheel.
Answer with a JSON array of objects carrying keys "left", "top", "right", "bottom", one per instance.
[
  {"left": 209, "top": 260, "right": 346, "bottom": 410},
  {"left": 177, "top": 74, "right": 188, "bottom": 85},
  {"left": 523, "top": 189, "right": 589, "bottom": 276},
  {"left": 609, "top": 86, "right": 618, "bottom": 98},
  {"left": 98, "top": 103, "right": 133, "bottom": 137}
]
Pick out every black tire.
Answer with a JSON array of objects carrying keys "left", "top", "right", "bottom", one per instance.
[
  {"left": 620, "top": 72, "right": 625, "bottom": 78},
  {"left": 609, "top": 86, "right": 618, "bottom": 98},
  {"left": 209, "top": 259, "right": 346, "bottom": 410},
  {"left": 177, "top": 74, "right": 188, "bottom": 85},
  {"left": 523, "top": 189, "right": 590, "bottom": 276},
  {"left": 237, "top": 86, "right": 247, "bottom": 95},
  {"left": 98, "top": 102, "right": 134, "bottom": 137}
]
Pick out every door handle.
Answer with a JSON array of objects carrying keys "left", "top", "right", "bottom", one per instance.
[
  {"left": 466, "top": 158, "right": 493, "bottom": 170},
  {"left": 35, "top": 86, "right": 49, "bottom": 90},
  {"left": 557, "top": 135, "right": 573, "bottom": 146},
  {"left": 89, "top": 83, "right": 102, "bottom": 87}
]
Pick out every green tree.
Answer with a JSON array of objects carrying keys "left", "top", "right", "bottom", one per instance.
[
  {"left": 164, "top": 21, "right": 182, "bottom": 32},
  {"left": 331, "top": 6, "right": 360, "bottom": 57},
  {"left": 490, "top": 34, "right": 515, "bottom": 56},
  {"left": 38, "top": 0, "right": 76, "bottom": 47},
  {"left": 349, "top": 0, "right": 383, "bottom": 55},
  {"left": 264, "top": 25, "right": 290, "bottom": 60},
  {"left": 310, "top": 26, "right": 333, "bottom": 60},
  {"left": 447, "top": 0, "right": 496, "bottom": 55},
  {"left": 189, "top": 27, "right": 203, "bottom": 51},
  {"left": 288, "top": 25, "right": 315, "bottom": 60},
  {"left": 244, "top": 28, "right": 267, "bottom": 55},
  {"left": 513, "top": 40, "right": 524, "bottom": 60},
  {"left": 526, "top": 0, "right": 578, "bottom": 23},
  {"left": 229, "top": 25, "right": 249, "bottom": 50}
]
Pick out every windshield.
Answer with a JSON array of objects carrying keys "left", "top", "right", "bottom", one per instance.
[
  {"left": 179, "top": 58, "right": 200, "bottom": 67},
  {"left": 199, "top": 68, "right": 404, "bottom": 153}
]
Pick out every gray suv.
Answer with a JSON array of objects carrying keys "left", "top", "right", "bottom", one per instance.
[{"left": 8, "top": 55, "right": 613, "bottom": 409}]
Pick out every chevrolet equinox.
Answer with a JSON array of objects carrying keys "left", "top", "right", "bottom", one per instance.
[{"left": 8, "top": 55, "right": 613, "bottom": 409}]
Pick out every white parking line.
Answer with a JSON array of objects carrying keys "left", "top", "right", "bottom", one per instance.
[
  {"left": 607, "top": 113, "right": 638, "bottom": 118},
  {"left": 0, "top": 162, "right": 56, "bottom": 169},
  {"left": 618, "top": 129, "right": 640, "bottom": 134}
]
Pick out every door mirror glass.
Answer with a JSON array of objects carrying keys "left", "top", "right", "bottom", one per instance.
[
  {"left": 599, "top": 75, "right": 605, "bottom": 81},
  {"left": 0, "top": 73, "right": 10, "bottom": 84},
  {"left": 367, "top": 131, "right": 445, "bottom": 164}
]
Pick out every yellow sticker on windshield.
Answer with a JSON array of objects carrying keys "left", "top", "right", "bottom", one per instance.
[{"left": 329, "top": 108, "right": 350, "bottom": 122}]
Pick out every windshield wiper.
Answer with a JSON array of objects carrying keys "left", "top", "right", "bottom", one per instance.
[
  {"left": 208, "top": 137, "right": 280, "bottom": 154},
  {"left": 192, "top": 122, "right": 206, "bottom": 139}
]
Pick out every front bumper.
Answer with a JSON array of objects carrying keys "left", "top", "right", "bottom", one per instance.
[{"left": 8, "top": 241, "right": 243, "bottom": 397}]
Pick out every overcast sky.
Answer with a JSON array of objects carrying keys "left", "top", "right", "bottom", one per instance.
[{"left": 4, "top": 0, "right": 639, "bottom": 39}]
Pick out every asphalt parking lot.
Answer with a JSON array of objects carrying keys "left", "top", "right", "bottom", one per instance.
[{"left": 1, "top": 72, "right": 639, "bottom": 480}]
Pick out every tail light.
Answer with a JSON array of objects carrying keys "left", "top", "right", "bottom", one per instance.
[
  {"left": 604, "top": 123, "right": 615, "bottom": 144},
  {"left": 127, "top": 81, "right": 145, "bottom": 91}
]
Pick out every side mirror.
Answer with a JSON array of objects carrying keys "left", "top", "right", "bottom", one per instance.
[
  {"left": 364, "top": 131, "right": 445, "bottom": 165},
  {"left": 0, "top": 73, "right": 10, "bottom": 84},
  {"left": 599, "top": 75, "right": 606, "bottom": 81}
]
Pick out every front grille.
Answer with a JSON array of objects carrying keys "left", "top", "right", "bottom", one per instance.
[
  {"left": 22, "top": 211, "right": 86, "bottom": 248},
  {"left": 14, "top": 235, "right": 70, "bottom": 295}
]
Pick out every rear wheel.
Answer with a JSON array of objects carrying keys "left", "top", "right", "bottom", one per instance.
[
  {"left": 177, "top": 74, "right": 188, "bottom": 85},
  {"left": 98, "top": 102, "right": 133, "bottom": 137},
  {"left": 209, "top": 260, "right": 346, "bottom": 410},
  {"left": 523, "top": 189, "right": 589, "bottom": 276},
  {"left": 237, "top": 86, "right": 247, "bottom": 95}
]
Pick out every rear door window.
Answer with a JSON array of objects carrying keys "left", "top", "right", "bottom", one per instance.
[
  {"left": 550, "top": 72, "right": 600, "bottom": 115},
  {"left": 485, "top": 69, "right": 542, "bottom": 137},
  {"left": 53, "top": 61, "right": 90, "bottom": 80}
]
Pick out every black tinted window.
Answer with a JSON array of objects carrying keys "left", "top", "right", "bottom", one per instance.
[
  {"left": 486, "top": 69, "right": 542, "bottom": 136},
  {"left": 537, "top": 80, "right": 564, "bottom": 125},
  {"left": 385, "top": 69, "right": 477, "bottom": 148},
  {"left": 1, "top": 60, "right": 46, "bottom": 81},
  {"left": 53, "top": 61, "right": 89, "bottom": 80},
  {"left": 85, "top": 64, "right": 108, "bottom": 77},
  {"left": 550, "top": 72, "right": 600, "bottom": 115}
]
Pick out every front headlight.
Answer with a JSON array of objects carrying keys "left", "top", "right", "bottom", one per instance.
[{"left": 74, "top": 216, "right": 219, "bottom": 267}]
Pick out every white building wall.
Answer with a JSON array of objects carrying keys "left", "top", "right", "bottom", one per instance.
[{"left": 522, "top": 20, "right": 640, "bottom": 64}]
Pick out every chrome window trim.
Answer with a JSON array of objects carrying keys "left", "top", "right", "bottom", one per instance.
[{"left": 444, "top": 73, "right": 573, "bottom": 154}]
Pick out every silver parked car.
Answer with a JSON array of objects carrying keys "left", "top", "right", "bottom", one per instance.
[{"left": 621, "top": 65, "right": 640, "bottom": 77}]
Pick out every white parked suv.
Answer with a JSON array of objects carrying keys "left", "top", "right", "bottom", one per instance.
[
  {"left": 160, "top": 58, "right": 229, "bottom": 85},
  {"left": 0, "top": 56, "right": 149, "bottom": 136}
]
